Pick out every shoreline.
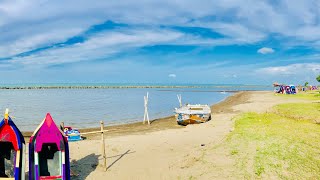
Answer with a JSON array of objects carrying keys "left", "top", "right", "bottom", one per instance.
[
  {"left": 22, "top": 91, "right": 253, "bottom": 139},
  {"left": 71, "top": 91, "right": 285, "bottom": 179},
  {"left": 0, "top": 85, "right": 271, "bottom": 90}
]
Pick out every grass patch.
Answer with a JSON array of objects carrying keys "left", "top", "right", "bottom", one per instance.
[
  {"left": 273, "top": 103, "right": 320, "bottom": 123},
  {"left": 276, "top": 91, "right": 320, "bottom": 100},
  {"left": 230, "top": 149, "right": 239, "bottom": 155},
  {"left": 226, "top": 109, "right": 320, "bottom": 179}
]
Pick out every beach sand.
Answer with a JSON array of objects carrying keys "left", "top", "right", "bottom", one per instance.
[{"left": 48, "top": 91, "right": 310, "bottom": 179}]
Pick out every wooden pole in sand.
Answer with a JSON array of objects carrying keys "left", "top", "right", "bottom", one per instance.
[
  {"left": 100, "top": 121, "right": 107, "bottom": 171},
  {"left": 143, "top": 92, "right": 150, "bottom": 125},
  {"left": 177, "top": 94, "right": 182, "bottom": 107},
  {"left": 60, "top": 122, "right": 65, "bottom": 131}
]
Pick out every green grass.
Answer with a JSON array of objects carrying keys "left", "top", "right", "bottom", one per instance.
[
  {"left": 276, "top": 91, "right": 320, "bottom": 100},
  {"left": 273, "top": 103, "right": 320, "bottom": 123},
  {"left": 225, "top": 104, "right": 320, "bottom": 179}
]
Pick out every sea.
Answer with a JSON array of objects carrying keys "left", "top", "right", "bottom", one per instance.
[{"left": 0, "top": 84, "right": 272, "bottom": 131}]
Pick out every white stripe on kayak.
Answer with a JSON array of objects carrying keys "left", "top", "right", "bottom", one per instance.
[
  {"left": 15, "top": 150, "right": 20, "bottom": 167},
  {"left": 62, "top": 151, "right": 65, "bottom": 164},
  {"left": 35, "top": 152, "right": 38, "bottom": 165},
  {"left": 21, "top": 144, "right": 26, "bottom": 180}
]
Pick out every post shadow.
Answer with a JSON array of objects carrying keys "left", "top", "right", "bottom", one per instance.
[
  {"left": 106, "top": 150, "right": 133, "bottom": 170},
  {"left": 70, "top": 150, "right": 134, "bottom": 178},
  {"left": 70, "top": 153, "right": 99, "bottom": 180}
]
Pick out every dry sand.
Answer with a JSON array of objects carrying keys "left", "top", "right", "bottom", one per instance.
[{"left": 68, "top": 91, "right": 309, "bottom": 180}]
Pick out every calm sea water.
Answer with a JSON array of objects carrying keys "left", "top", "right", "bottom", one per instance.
[{"left": 0, "top": 85, "right": 271, "bottom": 131}]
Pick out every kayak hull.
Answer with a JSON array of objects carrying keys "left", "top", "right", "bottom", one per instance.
[
  {"left": 0, "top": 117, "right": 25, "bottom": 180},
  {"left": 29, "top": 113, "right": 70, "bottom": 180}
]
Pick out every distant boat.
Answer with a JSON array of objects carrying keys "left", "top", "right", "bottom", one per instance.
[
  {"left": 29, "top": 113, "right": 70, "bottom": 180},
  {"left": 174, "top": 104, "right": 212, "bottom": 125},
  {"left": 0, "top": 109, "right": 26, "bottom": 179}
]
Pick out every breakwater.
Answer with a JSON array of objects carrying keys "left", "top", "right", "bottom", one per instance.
[{"left": 0, "top": 85, "right": 271, "bottom": 90}]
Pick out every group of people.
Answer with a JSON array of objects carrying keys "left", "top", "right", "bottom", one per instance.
[
  {"left": 301, "top": 85, "right": 318, "bottom": 91},
  {"left": 273, "top": 82, "right": 319, "bottom": 94},
  {"left": 275, "top": 85, "right": 297, "bottom": 94}
]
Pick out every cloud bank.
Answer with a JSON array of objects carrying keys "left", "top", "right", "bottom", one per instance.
[{"left": 0, "top": 1, "right": 320, "bottom": 84}]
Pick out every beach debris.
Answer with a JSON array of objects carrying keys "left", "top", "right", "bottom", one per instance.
[{"left": 201, "top": 144, "right": 205, "bottom": 146}]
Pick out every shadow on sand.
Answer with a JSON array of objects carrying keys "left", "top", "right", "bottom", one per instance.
[
  {"left": 107, "top": 150, "right": 134, "bottom": 170},
  {"left": 70, "top": 150, "right": 134, "bottom": 178},
  {"left": 71, "top": 153, "right": 99, "bottom": 180}
]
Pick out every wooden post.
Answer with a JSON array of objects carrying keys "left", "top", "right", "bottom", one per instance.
[
  {"left": 100, "top": 121, "right": 107, "bottom": 171},
  {"left": 60, "top": 121, "right": 64, "bottom": 131},
  {"left": 177, "top": 94, "right": 182, "bottom": 107},
  {"left": 143, "top": 92, "right": 150, "bottom": 125}
]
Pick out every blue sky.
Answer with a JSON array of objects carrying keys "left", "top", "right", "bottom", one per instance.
[{"left": 0, "top": 1, "right": 320, "bottom": 85}]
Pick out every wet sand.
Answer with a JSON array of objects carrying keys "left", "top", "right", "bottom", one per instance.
[
  {"left": 22, "top": 92, "right": 245, "bottom": 139},
  {"left": 65, "top": 91, "right": 250, "bottom": 139},
  {"left": 76, "top": 91, "right": 251, "bottom": 138}
]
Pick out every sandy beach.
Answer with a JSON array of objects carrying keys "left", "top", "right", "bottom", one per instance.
[
  {"left": 64, "top": 91, "right": 311, "bottom": 180},
  {"left": 3, "top": 2, "right": 320, "bottom": 179}
]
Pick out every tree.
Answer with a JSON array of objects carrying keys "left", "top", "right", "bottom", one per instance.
[
  {"left": 304, "top": 82, "right": 309, "bottom": 86},
  {"left": 317, "top": 75, "right": 320, "bottom": 83}
]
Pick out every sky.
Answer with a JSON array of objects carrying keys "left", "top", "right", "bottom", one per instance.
[{"left": 0, "top": 0, "right": 320, "bottom": 85}]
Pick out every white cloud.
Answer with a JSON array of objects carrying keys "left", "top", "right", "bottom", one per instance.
[
  {"left": 8, "top": 28, "right": 184, "bottom": 65},
  {"left": 0, "top": 28, "right": 84, "bottom": 57},
  {"left": 1, "top": 0, "right": 320, "bottom": 67},
  {"left": 257, "top": 47, "right": 275, "bottom": 54},
  {"left": 5, "top": 26, "right": 267, "bottom": 66},
  {"left": 258, "top": 63, "right": 320, "bottom": 75},
  {"left": 168, "top": 74, "right": 176, "bottom": 78},
  {"left": 199, "top": 22, "right": 266, "bottom": 43},
  {"left": 255, "top": 63, "right": 320, "bottom": 84}
]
